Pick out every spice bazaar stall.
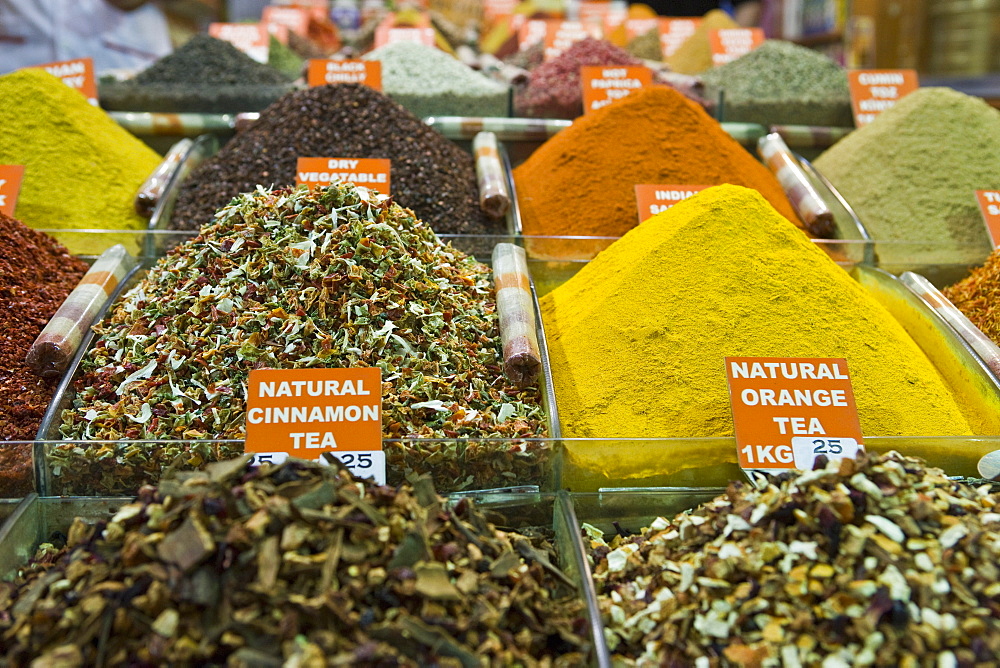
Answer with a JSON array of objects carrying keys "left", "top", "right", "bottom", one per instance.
[{"left": 3, "top": 4, "right": 1000, "bottom": 664}]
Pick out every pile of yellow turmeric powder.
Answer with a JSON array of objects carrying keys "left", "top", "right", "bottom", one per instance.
[{"left": 541, "top": 185, "right": 972, "bottom": 438}]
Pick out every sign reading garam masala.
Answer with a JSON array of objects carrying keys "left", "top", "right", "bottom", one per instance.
[
  {"left": 30, "top": 58, "right": 98, "bottom": 104},
  {"left": 848, "top": 69, "right": 918, "bottom": 126},
  {"left": 976, "top": 190, "right": 1000, "bottom": 249},
  {"left": 708, "top": 28, "right": 764, "bottom": 66},
  {"left": 634, "top": 184, "right": 709, "bottom": 223},
  {"left": 209, "top": 23, "right": 271, "bottom": 63},
  {"left": 581, "top": 65, "right": 653, "bottom": 114},
  {"left": 296, "top": 157, "right": 391, "bottom": 193},
  {"left": 0, "top": 165, "right": 25, "bottom": 217},
  {"left": 307, "top": 59, "right": 382, "bottom": 89},
  {"left": 726, "top": 357, "right": 864, "bottom": 473},
  {"left": 245, "top": 368, "right": 384, "bottom": 483}
]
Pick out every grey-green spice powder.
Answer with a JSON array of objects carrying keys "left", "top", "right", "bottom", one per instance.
[
  {"left": 814, "top": 87, "right": 1000, "bottom": 265},
  {"left": 701, "top": 40, "right": 851, "bottom": 127},
  {"left": 363, "top": 42, "right": 510, "bottom": 118}
]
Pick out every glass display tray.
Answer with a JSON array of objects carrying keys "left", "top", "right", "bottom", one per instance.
[
  {"left": 33, "top": 248, "right": 562, "bottom": 497},
  {"left": 0, "top": 490, "right": 610, "bottom": 666}
]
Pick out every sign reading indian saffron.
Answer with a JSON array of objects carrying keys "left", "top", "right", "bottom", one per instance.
[
  {"left": 634, "top": 184, "right": 709, "bottom": 223},
  {"left": 29, "top": 58, "right": 98, "bottom": 104},
  {"left": 245, "top": 368, "right": 384, "bottom": 483},
  {"left": 726, "top": 357, "right": 864, "bottom": 473}
]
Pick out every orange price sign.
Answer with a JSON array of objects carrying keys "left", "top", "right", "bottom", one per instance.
[
  {"left": 848, "top": 69, "right": 918, "bottom": 126},
  {"left": 543, "top": 20, "right": 602, "bottom": 60},
  {"left": 245, "top": 368, "right": 384, "bottom": 482},
  {"left": 307, "top": 59, "right": 381, "bottom": 89},
  {"left": 262, "top": 5, "right": 311, "bottom": 37},
  {"left": 976, "top": 190, "right": 1000, "bottom": 249},
  {"left": 659, "top": 18, "right": 700, "bottom": 58},
  {"left": 209, "top": 23, "right": 271, "bottom": 63},
  {"left": 484, "top": 0, "right": 518, "bottom": 22},
  {"left": 726, "top": 357, "right": 864, "bottom": 474},
  {"left": 0, "top": 165, "right": 25, "bottom": 217},
  {"left": 581, "top": 65, "right": 652, "bottom": 114},
  {"left": 375, "top": 25, "right": 435, "bottom": 48},
  {"left": 30, "top": 58, "right": 97, "bottom": 104},
  {"left": 708, "top": 28, "right": 764, "bottom": 66},
  {"left": 634, "top": 184, "right": 709, "bottom": 223},
  {"left": 296, "top": 157, "right": 391, "bottom": 193}
]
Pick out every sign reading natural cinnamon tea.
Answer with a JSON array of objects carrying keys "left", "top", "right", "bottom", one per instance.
[
  {"left": 245, "top": 367, "right": 384, "bottom": 483},
  {"left": 726, "top": 357, "right": 864, "bottom": 473}
]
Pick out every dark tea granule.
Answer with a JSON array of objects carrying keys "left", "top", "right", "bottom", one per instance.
[
  {"left": 171, "top": 83, "right": 502, "bottom": 236},
  {"left": 0, "top": 213, "right": 88, "bottom": 496}
]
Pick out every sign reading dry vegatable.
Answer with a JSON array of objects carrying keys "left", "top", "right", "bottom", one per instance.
[
  {"left": 976, "top": 190, "right": 1000, "bottom": 249},
  {"left": 726, "top": 357, "right": 864, "bottom": 474},
  {"left": 296, "top": 157, "right": 391, "bottom": 193},
  {"left": 209, "top": 23, "right": 271, "bottom": 63},
  {"left": 848, "top": 69, "right": 919, "bottom": 126},
  {"left": 244, "top": 367, "right": 384, "bottom": 483},
  {"left": 708, "top": 28, "right": 764, "bottom": 66},
  {"left": 634, "top": 184, "right": 709, "bottom": 223},
  {"left": 581, "top": 65, "right": 653, "bottom": 114},
  {"left": 29, "top": 58, "right": 98, "bottom": 104},
  {"left": 0, "top": 165, "right": 25, "bottom": 217},
  {"left": 307, "top": 59, "right": 382, "bottom": 89}
]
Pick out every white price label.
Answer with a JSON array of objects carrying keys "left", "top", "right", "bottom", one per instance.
[
  {"left": 248, "top": 450, "right": 386, "bottom": 485},
  {"left": 791, "top": 437, "right": 862, "bottom": 470}
]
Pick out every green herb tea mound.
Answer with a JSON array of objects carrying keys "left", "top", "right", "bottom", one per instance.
[
  {"left": 814, "top": 87, "right": 1000, "bottom": 265},
  {"left": 700, "top": 40, "right": 851, "bottom": 126},
  {"left": 587, "top": 451, "right": 1000, "bottom": 665},
  {"left": 0, "top": 458, "right": 591, "bottom": 665},
  {"left": 56, "top": 184, "right": 546, "bottom": 493}
]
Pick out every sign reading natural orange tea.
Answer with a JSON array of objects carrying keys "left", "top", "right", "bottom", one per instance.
[
  {"left": 848, "top": 69, "right": 918, "bottom": 126},
  {"left": 209, "top": 23, "right": 271, "bottom": 63},
  {"left": 976, "top": 190, "right": 1000, "bottom": 249},
  {"left": 307, "top": 59, "right": 381, "bottom": 89},
  {"left": 708, "top": 28, "right": 764, "bottom": 66},
  {"left": 30, "top": 58, "right": 98, "bottom": 104},
  {"left": 634, "top": 184, "right": 709, "bottom": 223},
  {"left": 659, "top": 18, "right": 700, "bottom": 59},
  {"left": 0, "top": 165, "right": 25, "bottom": 217},
  {"left": 296, "top": 157, "right": 391, "bottom": 193},
  {"left": 726, "top": 357, "right": 864, "bottom": 473},
  {"left": 581, "top": 66, "right": 652, "bottom": 114},
  {"left": 245, "top": 368, "right": 384, "bottom": 483}
]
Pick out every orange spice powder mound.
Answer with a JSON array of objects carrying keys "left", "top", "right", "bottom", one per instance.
[{"left": 513, "top": 86, "right": 803, "bottom": 259}]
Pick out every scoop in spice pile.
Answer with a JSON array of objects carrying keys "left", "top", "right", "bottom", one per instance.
[
  {"left": 0, "top": 456, "right": 591, "bottom": 665},
  {"left": 0, "top": 213, "right": 88, "bottom": 496},
  {"left": 55, "top": 183, "right": 547, "bottom": 495},
  {"left": 587, "top": 451, "right": 1000, "bottom": 666}
]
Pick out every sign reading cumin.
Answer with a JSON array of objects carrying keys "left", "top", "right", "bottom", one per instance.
[
  {"left": 245, "top": 368, "right": 384, "bottom": 482},
  {"left": 726, "top": 357, "right": 864, "bottom": 474}
]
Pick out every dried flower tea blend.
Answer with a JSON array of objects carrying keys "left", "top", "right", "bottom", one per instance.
[
  {"left": 0, "top": 457, "right": 591, "bottom": 665},
  {"left": 55, "top": 183, "right": 547, "bottom": 495},
  {"left": 587, "top": 451, "right": 1000, "bottom": 665}
]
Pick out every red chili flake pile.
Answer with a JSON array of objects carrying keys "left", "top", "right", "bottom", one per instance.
[
  {"left": 0, "top": 212, "right": 88, "bottom": 496},
  {"left": 943, "top": 251, "right": 1000, "bottom": 345}
]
